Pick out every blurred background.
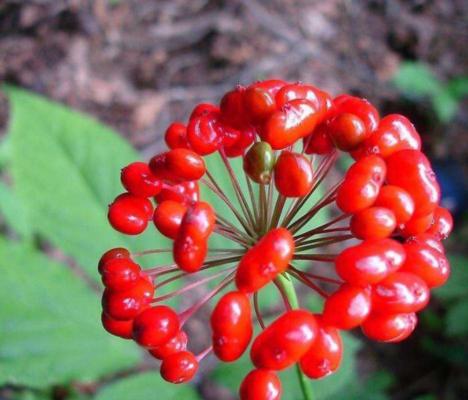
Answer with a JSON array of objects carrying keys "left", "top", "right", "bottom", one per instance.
[{"left": 0, "top": 1, "right": 467, "bottom": 399}]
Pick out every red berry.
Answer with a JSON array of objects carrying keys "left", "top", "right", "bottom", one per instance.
[
  {"left": 179, "top": 201, "right": 216, "bottom": 242},
  {"left": 190, "top": 103, "right": 220, "bottom": 120},
  {"left": 250, "top": 310, "right": 318, "bottom": 370},
  {"left": 173, "top": 235, "right": 208, "bottom": 273},
  {"left": 101, "top": 258, "right": 141, "bottom": 292},
  {"left": 350, "top": 207, "right": 397, "bottom": 240},
  {"left": 155, "top": 181, "right": 199, "bottom": 205},
  {"left": 101, "top": 312, "right": 133, "bottom": 339},
  {"left": 102, "top": 277, "right": 154, "bottom": 320},
  {"left": 322, "top": 284, "right": 371, "bottom": 329},
  {"left": 160, "top": 351, "right": 198, "bottom": 384},
  {"left": 98, "top": 247, "right": 130, "bottom": 274},
  {"left": 361, "top": 312, "right": 417, "bottom": 343},
  {"left": 333, "top": 95, "right": 379, "bottom": 132},
  {"left": 236, "top": 228, "right": 295, "bottom": 293},
  {"left": 303, "top": 122, "right": 335, "bottom": 154},
  {"left": 335, "top": 239, "right": 406, "bottom": 286},
  {"left": 187, "top": 114, "right": 222, "bottom": 155},
  {"left": 299, "top": 316, "right": 343, "bottom": 378},
  {"left": 165, "top": 149, "right": 206, "bottom": 181},
  {"left": 426, "top": 206, "right": 453, "bottom": 240},
  {"left": 244, "top": 86, "right": 277, "bottom": 123},
  {"left": 224, "top": 127, "right": 255, "bottom": 157},
  {"left": 108, "top": 193, "right": 153, "bottom": 235},
  {"left": 353, "top": 114, "right": 421, "bottom": 159},
  {"left": 132, "top": 305, "right": 180, "bottom": 348},
  {"left": 261, "top": 99, "right": 320, "bottom": 149},
  {"left": 220, "top": 87, "right": 248, "bottom": 129},
  {"left": 371, "top": 272, "right": 430, "bottom": 314},
  {"left": 149, "top": 330, "right": 188, "bottom": 359},
  {"left": 336, "top": 155, "right": 386, "bottom": 213},
  {"left": 165, "top": 122, "right": 189, "bottom": 149},
  {"left": 327, "top": 113, "right": 369, "bottom": 151},
  {"left": 153, "top": 200, "right": 187, "bottom": 239},
  {"left": 400, "top": 243, "right": 450, "bottom": 288},
  {"left": 405, "top": 233, "right": 444, "bottom": 254},
  {"left": 121, "top": 162, "right": 161, "bottom": 197},
  {"left": 386, "top": 150, "right": 440, "bottom": 217},
  {"left": 239, "top": 369, "right": 282, "bottom": 400},
  {"left": 399, "top": 212, "right": 434, "bottom": 237},
  {"left": 374, "top": 185, "right": 415, "bottom": 225},
  {"left": 275, "top": 83, "right": 331, "bottom": 120},
  {"left": 274, "top": 151, "right": 313, "bottom": 197},
  {"left": 211, "top": 291, "right": 253, "bottom": 362}
]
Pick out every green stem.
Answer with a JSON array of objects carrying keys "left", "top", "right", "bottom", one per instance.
[{"left": 276, "top": 273, "right": 314, "bottom": 400}]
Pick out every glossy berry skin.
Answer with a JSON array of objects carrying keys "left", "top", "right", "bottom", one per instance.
[
  {"left": 165, "top": 149, "right": 206, "bottom": 181},
  {"left": 371, "top": 272, "right": 430, "bottom": 314},
  {"left": 187, "top": 114, "right": 221, "bottom": 155},
  {"left": 236, "top": 228, "right": 295, "bottom": 293},
  {"left": 101, "top": 312, "right": 133, "bottom": 339},
  {"left": 274, "top": 151, "right": 313, "bottom": 197},
  {"left": 132, "top": 305, "right": 180, "bottom": 348},
  {"left": 353, "top": 114, "right": 421, "bottom": 159},
  {"left": 327, "top": 113, "right": 369, "bottom": 151},
  {"left": 108, "top": 193, "right": 153, "bottom": 235},
  {"left": 386, "top": 150, "right": 440, "bottom": 217},
  {"left": 155, "top": 181, "right": 199, "bottom": 205},
  {"left": 224, "top": 127, "right": 255, "bottom": 157},
  {"left": 153, "top": 200, "right": 187, "bottom": 239},
  {"left": 149, "top": 330, "right": 188, "bottom": 359},
  {"left": 426, "top": 206, "right": 453, "bottom": 240},
  {"left": 261, "top": 99, "right": 319, "bottom": 149},
  {"left": 243, "top": 141, "right": 275, "bottom": 184},
  {"left": 101, "top": 258, "right": 141, "bottom": 292},
  {"left": 211, "top": 291, "right": 253, "bottom": 362},
  {"left": 121, "top": 162, "right": 162, "bottom": 197},
  {"left": 173, "top": 236, "right": 208, "bottom": 273},
  {"left": 399, "top": 212, "right": 434, "bottom": 237},
  {"left": 333, "top": 95, "right": 379, "bottom": 132},
  {"left": 244, "top": 86, "right": 276, "bottom": 123},
  {"left": 299, "top": 316, "right": 343, "bottom": 379},
  {"left": 179, "top": 201, "right": 216, "bottom": 242},
  {"left": 374, "top": 185, "right": 415, "bottom": 225},
  {"left": 98, "top": 247, "right": 130, "bottom": 274},
  {"left": 303, "top": 122, "right": 335, "bottom": 154},
  {"left": 322, "top": 284, "right": 371, "bottom": 329},
  {"left": 220, "top": 87, "right": 248, "bottom": 129},
  {"left": 239, "top": 369, "right": 282, "bottom": 400},
  {"left": 160, "top": 351, "right": 199, "bottom": 384},
  {"left": 400, "top": 243, "right": 450, "bottom": 288},
  {"left": 336, "top": 239, "right": 406, "bottom": 286},
  {"left": 165, "top": 122, "right": 189, "bottom": 149},
  {"left": 190, "top": 103, "right": 220, "bottom": 120},
  {"left": 102, "top": 277, "right": 154, "bottom": 320},
  {"left": 336, "top": 155, "right": 386, "bottom": 213},
  {"left": 350, "top": 207, "right": 397, "bottom": 240},
  {"left": 406, "top": 233, "right": 444, "bottom": 254},
  {"left": 361, "top": 312, "right": 417, "bottom": 343},
  {"left": 250, "top": 310, "right": 318, "bottom": 370},
  {"left": 275, "top": 83, "right": 332, "bottom": 120}
]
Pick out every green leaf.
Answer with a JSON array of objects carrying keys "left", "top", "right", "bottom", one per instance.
[
  {"left": 4, "top": 86, "right": 172, "bottom": 280},
  {"left": 393, "top": 62, "right": 443, "bottom": 97},
  {"left": 0, "top": 239, "right": 140, "bottom": 388},
  {"left": 211, "top": 332, "right": 361, "bottom": 400},
  {"left": 447, "top": 76, "right": 468, "bottom": 99},
  {"left": 95, "top": 372, "right": 201, "bottom": 400},
  {"left": 0, "top": 180, "right": 32, "bottom": 240},
  {"left": 446, "top": 300, "right": 468, "bottom": 337},
  {"left": 431, "top": 88, "right": 459, "bottom": 122},
  {"left": 434, "top": 256, "right": 468, "bottom": 301}
]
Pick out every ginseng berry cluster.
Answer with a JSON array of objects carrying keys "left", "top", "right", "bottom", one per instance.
[{"left": 98, "top": 79, "right": 452, "bottom": 400}]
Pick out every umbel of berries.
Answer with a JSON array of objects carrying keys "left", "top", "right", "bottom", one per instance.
[{"left": 99, "top": 79, "right": 453, "bottom": 399}]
